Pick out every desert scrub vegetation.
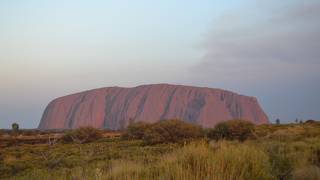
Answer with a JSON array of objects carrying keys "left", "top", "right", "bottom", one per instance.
[
  {"left": 1, "top": 120, "right": 320, "bottom": 179},
  {"left": 102, "top": 141, "right": 273, "bottom": 180},
  {"left": 0, "top": 138, "right": 174, "bottom": 179},
  {"left": 61, "top": 126, "right": 103, "bottom": 143},
  {"left": 123, "top": 119, "right": 203, "bottom": 144},
  {"left": 122, "top": 121, "right": 151, "bottom": 140},
  {"left": 7, "top": 138, "right": 319, "bottom": 180},
  {"left": 152, "top": 141, "right": 273, "bottom": 180},
  {"left": 207, "top": 119, "right": 255, "bottom": 141}
]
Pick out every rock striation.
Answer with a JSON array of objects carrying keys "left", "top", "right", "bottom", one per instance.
[{"left": 38, "top": 84, "right": 269, "bottom": 129}]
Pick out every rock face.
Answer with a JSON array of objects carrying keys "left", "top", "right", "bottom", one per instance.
[{"left": 38, "top": 84, "right": 269, "bottom": 129}]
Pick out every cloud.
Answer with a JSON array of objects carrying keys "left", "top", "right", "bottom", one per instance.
[
  {"left": 192, "top": 1, "right": 320, "bottom": 83},
  {"left": 188, "top": 1, "right": 320, "bottom": 122}
]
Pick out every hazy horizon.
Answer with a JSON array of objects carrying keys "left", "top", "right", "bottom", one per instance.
[{"left": 1, "top": 0, "right": 320, "bottom": 128}]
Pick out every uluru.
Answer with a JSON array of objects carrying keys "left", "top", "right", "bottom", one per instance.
[{"left": 38, "top": 84, "right": 269, "bottom": 129}]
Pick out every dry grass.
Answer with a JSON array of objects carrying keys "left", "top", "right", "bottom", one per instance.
[{"left": 1, "top": 122, "right": 320, "bottom": 179}]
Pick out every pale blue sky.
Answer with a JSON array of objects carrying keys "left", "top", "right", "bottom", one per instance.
[{"left": 1, "top": 0, "right": 319, "bottom": 128}]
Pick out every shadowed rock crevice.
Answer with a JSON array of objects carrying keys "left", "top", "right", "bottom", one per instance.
[
  {"left": 184, "top": 92, "right": 206, "bottom": 123},
  {"left": 66, "top": 93, "right": 87, "bottom": 128},
  {"left": 160, "top": 87, "right": 178, "bottom": 120},
  {"left": 134, "top": 92, "right": 148, "bottom": 120},
  {"left": 103, "top": 88, "right": 124, "bottom": 129}
]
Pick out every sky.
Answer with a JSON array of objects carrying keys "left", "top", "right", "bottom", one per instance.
[{"left": 0, "top": 0, "right": 319, "bottom": 128}]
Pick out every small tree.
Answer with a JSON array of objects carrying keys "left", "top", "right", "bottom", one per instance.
[
  {"left": 207, "top": 123, "right": 229, "bottom": 140},
  {"left": 152, "top": 120, "right": 202, "bottom": 144},
  {"left": 12, "top": 123, "right": 19, "bottom": 131},
  {"left": 122, "top": 121, "right": 151, "bottom": 140},
  {"left": 207, "top": 119, "right": 255, "bottom": 142},
  {"left": 11, "top": 123, "right": 19, "bottom": 136},
  {"left": 123, "top": 119, "right": 204, "bottom": 144}
]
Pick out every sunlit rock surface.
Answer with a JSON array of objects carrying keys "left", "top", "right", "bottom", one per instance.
[{"left": 38, "top": 84, "right": 269, "bottom": 129}]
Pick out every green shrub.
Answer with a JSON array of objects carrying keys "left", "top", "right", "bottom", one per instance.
[
  {"left": 207, "top": 122, "right": 229, "bottom": 140},
  {"left": 122, "top": 119, "right": 203, "bottom": 144},
  {"left": 12, "top": 123, "right": 19, "bottom": 131},
  {"left": 207, "top": 119, "right": 255, "bottom": 141},
  {"left": 11, "top": 123, "right": 19, "bottom": 136},
  {"left": 122, "top": 121, "right": 151, "bottom": 140},
  {"left": 143, "top": 120, "right": 203, "bottom": 144},
  {"left": 62, "top": 127, "right": 103, "bottom": 143}
]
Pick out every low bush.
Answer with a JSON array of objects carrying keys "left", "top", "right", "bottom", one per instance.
[
  {"left": 207, "top": 122, "right": 229, "bottom": 140},
  {"left": 123, "top": 119, "right": 203, "bottom": 144},
  {"left": 143, "top": 120, "right": 203, "bottom": 144},
  {"left": 122, "top": 122, "right": 151, "bottom": 140},
  {"left": 61, "top": 127, "right": 103, "bottom": 143},
  {"left": 207, "top": 119, "right": 255, "bottom": 141}
]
